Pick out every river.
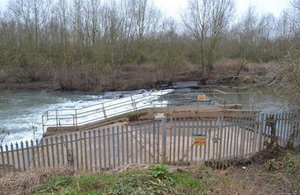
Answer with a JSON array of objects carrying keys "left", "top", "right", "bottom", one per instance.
[{"left": 0, "top": 84, "right": 292, "bottom": 146}]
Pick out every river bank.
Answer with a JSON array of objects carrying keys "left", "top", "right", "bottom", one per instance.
[{"left": 0, "top": 60, "right": 269, "bottom": 92}]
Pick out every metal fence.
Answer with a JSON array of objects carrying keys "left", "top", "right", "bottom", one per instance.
[{"left": 1, "top": 112, "right": 299, "bottom": 177}]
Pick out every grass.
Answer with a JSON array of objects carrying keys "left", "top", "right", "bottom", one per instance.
[
  {"left": 1, "top": 149, "right": 299, "bottom": 195},
  {"left": 30, "top": 164, "right": 248, "bottom": 195}
]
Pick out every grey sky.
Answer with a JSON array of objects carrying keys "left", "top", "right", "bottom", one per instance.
[{"left": 0, "top": 0, "right": 293, "bottom": 19}]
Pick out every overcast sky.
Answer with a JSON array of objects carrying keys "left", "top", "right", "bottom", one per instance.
[{"left": 0, "top": 0, "right": 293, "bottom": 20}]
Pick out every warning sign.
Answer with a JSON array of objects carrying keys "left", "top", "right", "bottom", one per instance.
[{"left": 192, "top": 134, "right": 207, "bottom": 146}]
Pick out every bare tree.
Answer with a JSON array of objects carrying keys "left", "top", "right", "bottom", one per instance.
[
  {"left": 8, "top": 0, "right": 51, "bottom": 51},
  {"left": 267, "top": 0, "right": 300, "bottom": 109},
  {"left": 126, "top": 0, "right": 161, "bottom": 64},
  {"left": 183, "top": 0, "right": 234, "bottom": 78}
]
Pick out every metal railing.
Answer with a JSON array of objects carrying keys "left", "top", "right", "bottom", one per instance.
[
  {"left": 41, "top": 89, "right": 232, "bottom": 132},
  {"left": 212, "top": 89, "right": 227, "bottom": 106},
  {"left": 42, "top": 92, "right": 168, "bottom": 132}
]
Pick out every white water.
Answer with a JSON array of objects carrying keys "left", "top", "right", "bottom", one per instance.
[{"left": 0, "top": 89, "right": 173, "bottom": 146}]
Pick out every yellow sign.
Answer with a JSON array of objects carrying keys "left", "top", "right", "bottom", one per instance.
[
  {"left": 193, "top": 134, "right": 207, "bottom": 146},
  {"left": 197, "top": 93, "right": 206, "bottom": 101}
]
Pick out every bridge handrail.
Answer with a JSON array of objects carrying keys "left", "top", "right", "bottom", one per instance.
[{"left": 42, "top": 92, "right": 171, "bottom": 131}]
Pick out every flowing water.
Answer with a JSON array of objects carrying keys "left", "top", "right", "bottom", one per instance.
[{"left": 0, "top": 84, "right": 292, "bottom": 146}]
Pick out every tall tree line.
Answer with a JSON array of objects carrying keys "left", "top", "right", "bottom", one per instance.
[{"left": 0, "top": 0, "right": 299, "bottom": 90}]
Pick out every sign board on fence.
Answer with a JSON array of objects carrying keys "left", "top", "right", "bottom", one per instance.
[{"left": 192, "top": 134, "right": 207, "bottom": 146}]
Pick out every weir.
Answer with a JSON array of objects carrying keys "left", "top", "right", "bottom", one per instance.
[{"left": 42, "top": 89, "right": 248, "bottom": 137}]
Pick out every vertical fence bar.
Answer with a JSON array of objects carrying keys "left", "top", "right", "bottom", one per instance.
[
  {"left": 93, "top": 131, "right": 97, "bottom": 170},
  {"left": 70, "top": 134, "right": 74, "bottom": 169},
  {"left": 131, "top": 124, "right": 134, "bottom": 163},
  {"left": 204, "top": 119, "right": 207, "bottom": 162},
  {"left": 286, "top": 113, "right": 292, "bottom": 144},
  {"left": 245, "top": 118, "right": 250, "bottom": 158},
  {"left": 80, "top": 132, "right": 83, "bottom": 170},
  {"left": 88, "top": 131, "right": 93, "bottom": 171},
  {"left": 5, "top": 145, "right": 10, "bottom": 173},
  {"left": 182, "top": 119, "right": 186, "bottom": 161},
  {"left": 157, "top": 120, "right": 160, "bottom": 163},
  {"left": 60, "top": 136, "right": 65, "bottom": 165},
  {"left": 278, "top": 113, "right": 283, "bottom": 146},
  {"left": 135, "top": 123, "right": 138, "bottom": 163},
  {"left": 173, "top": 118, "right": 177, "bottom": 162},
  {"left": 143, "top": 122, "right": 147, "bottom": 164},
  {"left": 139, "top": 124, "right": 142, "bottom": 163},
  {"left": 280, "top": 112, "right": 285, "bottom": 144},
  {"left": 249, "top": 117, "right": 254, "bottom": 156},
  {"left": 219, "top": 117, "right": 223, "bottom": 164},
  {"left": 186, "top": 118, "right": 190, "bottom": 162},
  {"left": 1, "top": 146, "right": 6, "bottom": 175},
  {"left": 222, "top": 118, "right": 227, "bottom": 160},
  {"left": 11, "top": 143, "right": 16, "bottom": 172},
  {"left": 207, "top": 120, "right": 211, "bottom": 161},
  {"left": 229, "top": 117, "right": 234, "bottom": 160},
  {"left": 253, "top": 114, "right": 258, "bottom": 154},
  {"left": 55, "top": 137, "right": 60, "bottom": 166},
  {"left": 25, "top": 141, "right": 31, "bottom": 168},
  {"left": 233, "top": 116, "right": 238, "bottom": 159},
  {"left": 98, "top": 130, "right": 102, "bottom": 171},
  {"left": 112, "top": 127, "right": 116, "bottom": 169},
  {"left": 198, "top": 119, "right": 202, "bottom": 163},
  {"left": 212, "top": 119, "right": 216, "bottom": 160},
  {"left": 148, "top": 122, "right": 151, "bottom": 164},
  {"left": 126, "top": 125, "right": 129, "bottom": 165},
  {"left": 41, "top": 139, "right": 45, "bottom": 167},
  {"left": 75, "top": 134, "right": 79, "bottom": 170},
  {"left": 107, "top": 128, "right": 111, "bottom": 169},
  {"left": 226, "top": 118, "right": 231, "bottom": 160},
  {"left": 249, "top": 116, "right": 255, "bottom": 155},
  {"left": 191, "top": 118, "right": 194, "bottom": 163},
  {"left": 153, "top": 121, "right": 156, "bottom": 164},
  {"left": 0, "top": 145, "right": 6, "bottom": 175},
  {"left": 284, "top": 112, "right": 289, "bottom": 146},
  {"left": 65, "top": 135, "right": 69, "bottom": 166},
  {"left": 36, "top": 139, "right": 40, "bottom": 168},
  {"left": 177, "top": 119, "right": 181, "bottom": 163},
  {"left": 46, "top": 138, "right": 50, "bottom": 167},
  {"left": 162, "top": 117, "right": 167, "bottom": 163},
  {"left": 50, "top": 137, "right": 55, "bottom": 167},
  {"left": 16, "top": 143, "right": 20, "bottom": 171},
  {"left": 103, "top": 128, "right": 107, "bottom": 170},
  {"left": 117, "top": 126, "right": 120, "bottom": 166},
  {"left": 122, "top": 125, "right": 125, "bottom": 165},
  {"left": 84, "top": 132, "right": 88, "bottom": 171},
  {"left": 241, "top": 118, "right": 247, "bottom": 158},
  {"left": 21, "top": 142, "right": 26, "bottom": 171},
  {"left": 26, "top": 141, "right": 30, "bottom": 168},
  {"left": 258, "top": 113, "right": 264, "bottom": 151},
  {"left": 169, "top": 118, "right": 173, "bottom": 163}
]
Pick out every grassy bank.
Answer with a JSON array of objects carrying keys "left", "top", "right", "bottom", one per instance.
[{"left": 0, "top": 148, "right": 299, "bottom": 194}]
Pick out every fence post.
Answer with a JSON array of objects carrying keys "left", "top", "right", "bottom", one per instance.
[
  {"left": 75, "top": 109, "right": 78, "bottom": 126},
  {"left": 131, "top": 96, "right": 137, "bottom": 111},
  {"left": 258, "top": 113, "right": 264, "bottom": 151},
  {"left": 102, "top": 103, "right": 107, "bottom": 119},
  {"left": 56, "top": 110, "right": 58, "bottom": 127},
  {"left": 162, "top": 117, "right": 167, "bottom": 163},
  {"left": 42, "top": 116, "right": 44, "bottom": 134}
]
